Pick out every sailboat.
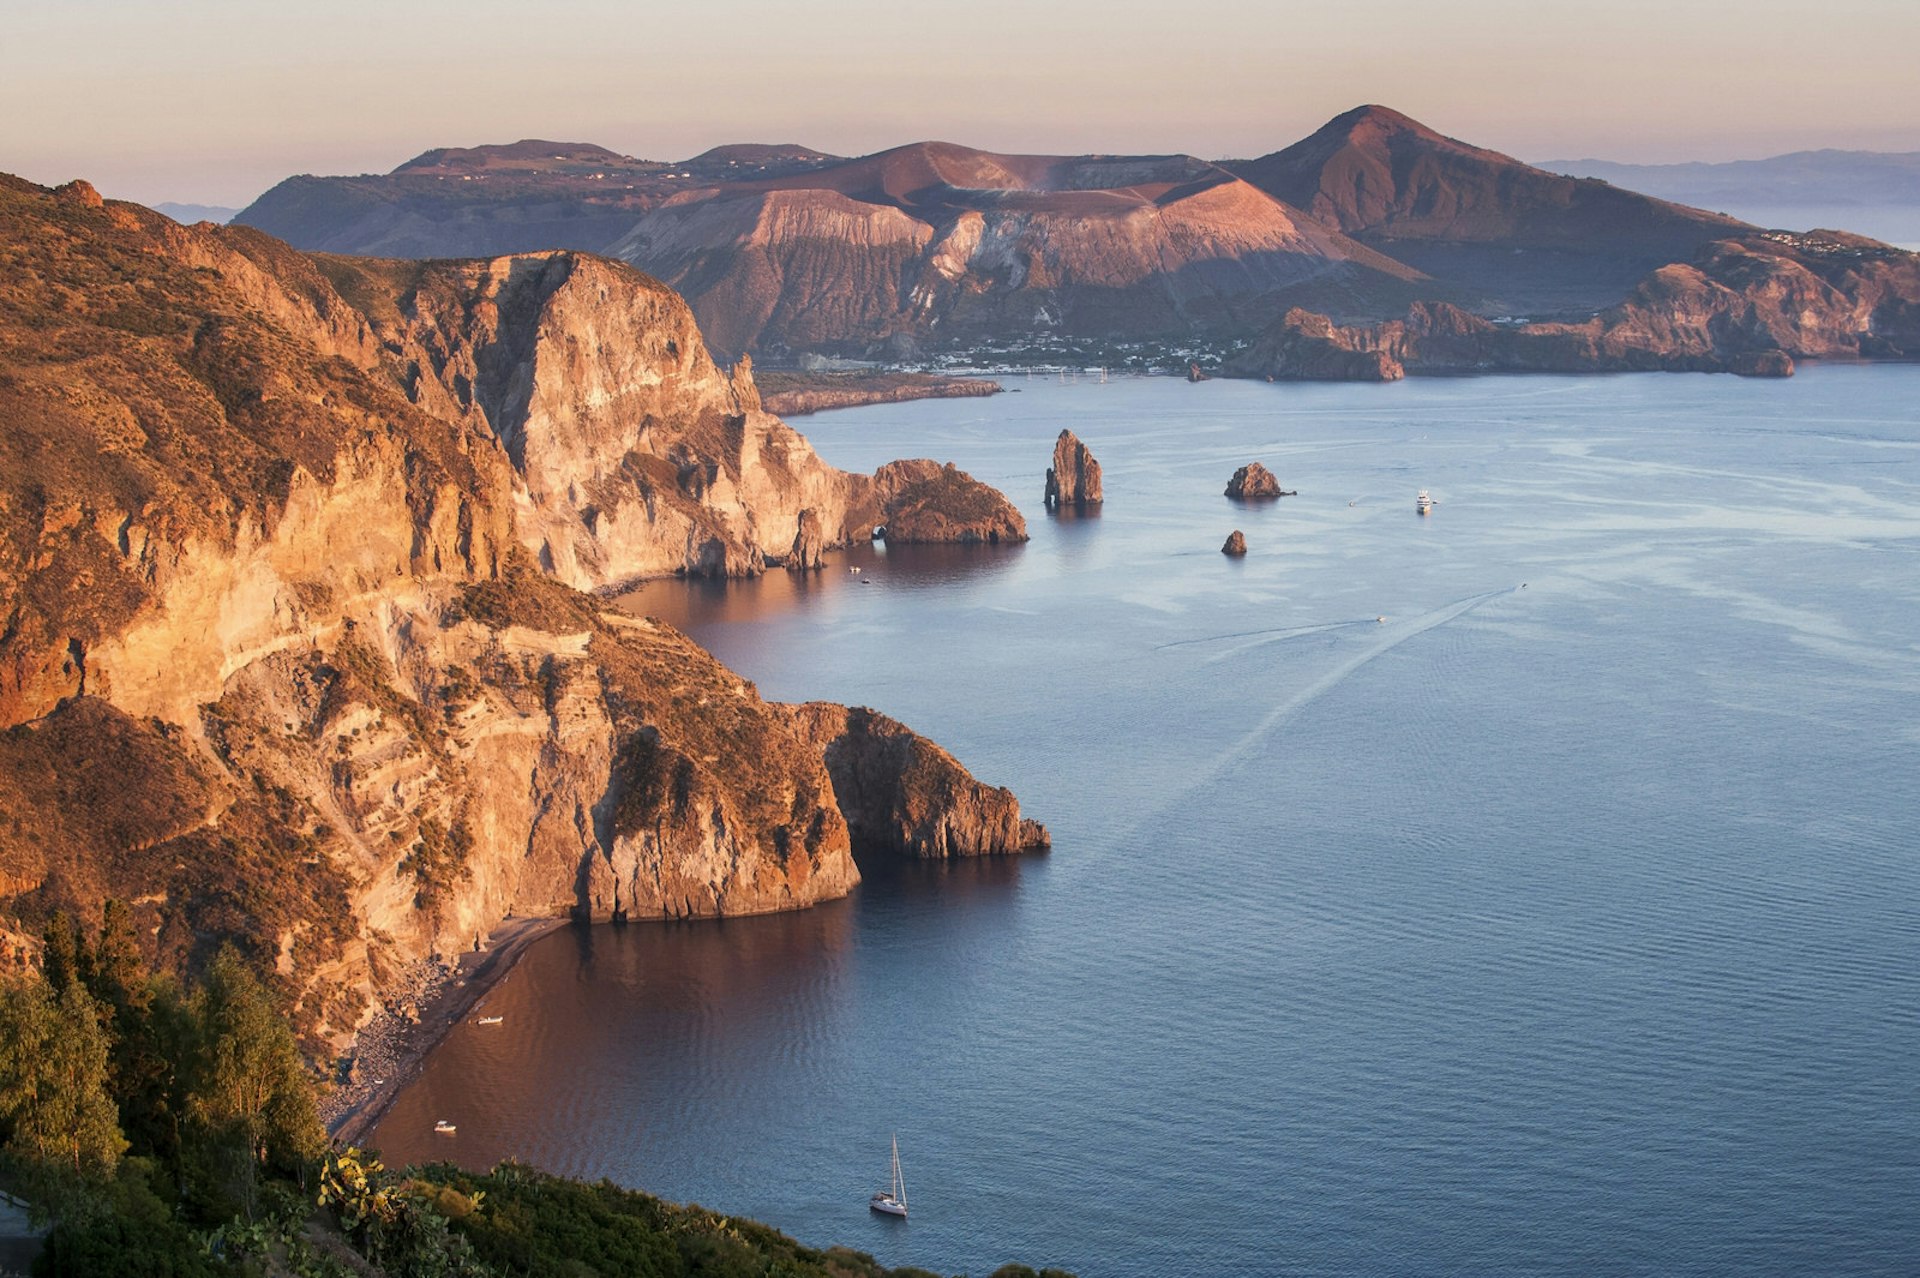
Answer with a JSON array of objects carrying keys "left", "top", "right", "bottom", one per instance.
[{"left": 869, "top": 1133, "right": 908, "bottom": 1217}]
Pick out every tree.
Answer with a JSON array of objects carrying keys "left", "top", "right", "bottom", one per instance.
[
  {"left": 38, "top": 912, "right": 84, "bottom": 997},
  {"left": 89, "top": 899, "right": 148, "bottom": 1017},
  {"left": 83, "top": 900, "right": 182, "bottom": 1169},
  {"left": 0, "top": 974, "right": 127, "bottom": 1198},
  {"left": 186, "top": 947, "right": 325, "bottom": 1218}
]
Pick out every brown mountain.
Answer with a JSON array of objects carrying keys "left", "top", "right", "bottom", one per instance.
[
  {"left": 0, "top": 174, "right": 1040, "bottom": 1049},
  {"left": 237, "top": 134, "right": 1435, "bottom": 359},
  {"left": 232, "top": 108, "right": 1914, "bottom": 371},
  {"left": 1227, "top": 105, "right": 1753, "bottom": 314},
  {"left": 605, "top": 142, "right": 1425, "bottom": 358}
]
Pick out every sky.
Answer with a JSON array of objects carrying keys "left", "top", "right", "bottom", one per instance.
[{"left": 5, "top": 0, "right": 1919, "bottom": 208}]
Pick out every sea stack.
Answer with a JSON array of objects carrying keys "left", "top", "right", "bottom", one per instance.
[
  {"left": 1222, "top": 530, "right": 1248, "bottom": 556},
  {"left": 786, "top": 508, "right": 827, "bottom": 570},
  {"left": 1225, "top": 462, "right": 1293, "bottom": 500},
  {"left": 1044, "top": 429, "right": 1104, "bottom": 510}
]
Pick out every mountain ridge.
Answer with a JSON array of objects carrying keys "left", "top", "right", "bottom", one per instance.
[{"left": 226, "top": 107, "right": 1920, "bottom": 370}]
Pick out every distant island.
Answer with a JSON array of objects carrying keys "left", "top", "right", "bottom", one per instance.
[
  {"left": 1537, "top": 150, "right": 1920, "bottom": 247},
  {"left": 231, "top": 106, "right": 1920, "bottom": 379},
  {"left": 152, "top": 199, "right": 237, "bottom": 223}
]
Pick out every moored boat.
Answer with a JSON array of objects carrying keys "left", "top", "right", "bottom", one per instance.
[{"left": 869, "top": 1134, "right": 908, "bottom": 1217}]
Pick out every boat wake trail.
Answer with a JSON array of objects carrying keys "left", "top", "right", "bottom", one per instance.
[
  {"left": 1217, "top": 586, "right": 1515, "bottom": 766},
  {"left": 1155, "top": 620, "right": 1364, "bottom": 653},
  {"left": 1125, "top": 586, "right": 1519, "bottom": 841}
]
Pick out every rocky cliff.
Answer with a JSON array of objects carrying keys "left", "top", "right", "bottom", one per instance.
[
  {"left": 313, "top": 252, "right": 1025, "bottom": 587},
  {"left": 1225, "top": 231, "right": 1920, "bottom": 380},
  {"left": 786, "top": 704, "right": 1050, "bottom": 858},
  {"left": 1044, "top": 430, "right": 1104, "bottom": 509},
  {"left": 0, "top": 173, "right": 1042, "bottom": 1050}
]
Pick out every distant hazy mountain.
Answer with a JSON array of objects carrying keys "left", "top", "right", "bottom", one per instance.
[
  {"left": 152, "top": 201, "right": 237, "bottom": 224},
  {"left": 237, "top": 107, "right": 1765, "bottom": 360},
  {"left": 1538, "top": 151, "right": 1920, "bottom": 245}
]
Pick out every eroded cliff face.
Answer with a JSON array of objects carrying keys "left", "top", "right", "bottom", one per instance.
[
  {"left": 1224, "top": 234, "right": 1920, "bottom": 380},
  {"left": 321, "top": 251, "right": 1025, "bottom": 587},
  {"left": 785, "top": 703, "right": 1049, "bottom": 859},
  {"left": 0, "top": 174, "right": 1038, "bottom": 1051}
]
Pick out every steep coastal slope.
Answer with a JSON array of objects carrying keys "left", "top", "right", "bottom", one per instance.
[
  {"left": 0, "top": 174, "right": 1041, "bottom": 1049},
  {"left": 1225, "top": 230, "right": 1920, "bottom": 379},
  {"left": 314, "top": 250, "right": 1023, "bottom": 585}
]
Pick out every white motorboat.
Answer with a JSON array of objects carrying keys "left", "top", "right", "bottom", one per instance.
[{"left": 1416, "top": 489, "right": 1435, "bottom": 515}]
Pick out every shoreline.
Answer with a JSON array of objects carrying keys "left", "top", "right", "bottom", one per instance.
[
  {"left": 756, "top": 370, "right": 1002, "bottom": 416},
  {"left": 325, "top": 915, "right": 571, "bottom": 1148}
]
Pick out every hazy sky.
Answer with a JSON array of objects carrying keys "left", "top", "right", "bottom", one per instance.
[{"left": 6, "top": 0, "right": 1918, "bottom": 207}]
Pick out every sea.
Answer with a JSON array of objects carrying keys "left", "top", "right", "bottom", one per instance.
[{"left": 372, "top": 367, "right": 1920, "bottom": 1276}]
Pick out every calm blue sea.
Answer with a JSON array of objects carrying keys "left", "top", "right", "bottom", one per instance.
[{"left": 375, "top": 367, "right": 1920, "bottom": 1276}]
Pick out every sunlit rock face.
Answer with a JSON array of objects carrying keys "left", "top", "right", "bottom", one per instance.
[{"left": 0, "top": 175, "right": 1035, "bottom": 1050}]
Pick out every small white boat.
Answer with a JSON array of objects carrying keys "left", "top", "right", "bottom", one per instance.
[
  {"left": 1416, "top": 489, "right": 1435, "bottom": 515},
  {"left": 433, "top": 1120, "right": 457, "bottom": 1134},
  {"left": 476, "top": 1015, "right": 503, "bottom": 1025},
  {"left": 869, "top": 1133, "right": 908, "bottom": 1217}
]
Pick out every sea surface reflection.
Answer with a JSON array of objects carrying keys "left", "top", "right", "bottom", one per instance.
[{"left": 377, "top": 369, "right": 1920, "bottom": 1277}]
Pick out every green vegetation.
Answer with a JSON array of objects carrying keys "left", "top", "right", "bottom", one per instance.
[
  {"left": 0, "top": 910, "right": 327, "bottom": 1272},
  {"left": 398, "top": 818, "right": 476, "bottom": 915},
  {"left": 0, "top": 909, "right": 1073, "bottom": 1277}
]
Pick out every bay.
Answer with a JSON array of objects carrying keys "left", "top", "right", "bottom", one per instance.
[{"left": 374, "top": 367, "right": 1920, "bottom": 1276}]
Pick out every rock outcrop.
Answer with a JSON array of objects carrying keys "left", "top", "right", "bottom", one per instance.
[
  {"left": 1225, "top": 233, "right": 1920, "bottom": 381},
  {"left": 1226, "top": 308, "right": 1404, "bottom": 381},
  {"left": 785, "top": 704, "right": 1050, "bottom": 859},
  {"left": 1225, "top": 463, "right": 1291, "bottom": 500},
  {"left": 1222, "top": 531, "right": 1248, "bottom": 556},
  {"left": 874, "top": 461, "right": 1029, "bottom": 544},
  {"left": 1044, "top": 430, "right": 1104, "bottom": 510},
  {"left": 0, "top": 173, "right": 1040, "bottom": 1051}
]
